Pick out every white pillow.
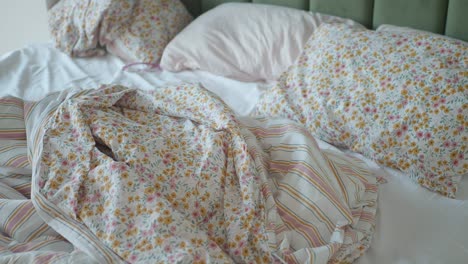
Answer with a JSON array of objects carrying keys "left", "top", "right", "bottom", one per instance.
[
  {"left": 160, "top": 3, "right": 363, "bottom": 82},
  {"left": 377, "top": 24, "right": 429, "bottom": 34}
]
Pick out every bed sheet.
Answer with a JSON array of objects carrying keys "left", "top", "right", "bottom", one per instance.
[
  {"left": 0, "top": 44, "right": 467, "bottom": 264},
  {"left": 0, "top": 43, "right": 264, "bottom": 116}
]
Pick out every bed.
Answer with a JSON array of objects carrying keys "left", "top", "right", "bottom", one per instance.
[{"left": 0, "top": 0, "right": 467, "bottom": 263}]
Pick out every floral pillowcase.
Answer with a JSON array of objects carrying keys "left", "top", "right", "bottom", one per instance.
[
  {"left": 48, "top": 0, "right": 192, "bottom": 65},
  {"left": 254, "top": 23, "right": 467, "bottom": 198}
]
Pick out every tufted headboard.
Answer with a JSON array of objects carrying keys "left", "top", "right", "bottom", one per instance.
[{"left": 180, "top": 0, "right": 468, "bottom": 42}]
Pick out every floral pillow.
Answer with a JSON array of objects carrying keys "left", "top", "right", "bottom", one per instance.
[
  {"left": 48, "top": 0, "right": 192, "bottom": 64},
  {"left": 253, "top": 23, "right": 467, "bottom": 198}
]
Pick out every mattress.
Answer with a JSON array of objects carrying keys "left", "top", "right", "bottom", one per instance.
[{"left": 1, "top": 44, "right": 467, "bottom": 263}]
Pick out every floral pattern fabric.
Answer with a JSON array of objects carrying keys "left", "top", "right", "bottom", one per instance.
[
  {"left": 48, "top": 0, "right": 192, "bottom": 63},
  {"left": 26, "top": 84, "right": 379, "bottom": 263},
  {"left": 254, "top": 23, "right": 467, "bottom": 198}
]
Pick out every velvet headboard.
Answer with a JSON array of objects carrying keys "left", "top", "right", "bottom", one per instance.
[{"left": 180, "top": 0, "right": 468, "bottom": 42}]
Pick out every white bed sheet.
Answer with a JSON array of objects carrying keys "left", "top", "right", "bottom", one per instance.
[
  {"left": 1, "top": 44, "right": 467, "bottom": 264},
  {"left": 0, "top": 43, "right": 264, "bottom": 116}
]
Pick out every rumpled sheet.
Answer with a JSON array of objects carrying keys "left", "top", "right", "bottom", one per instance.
[
  {"left": 18, "top": 83, "right": 379, "bottom": 263},
  {"left": 0, "top": 175, "right": 96, "bottom": 263}
]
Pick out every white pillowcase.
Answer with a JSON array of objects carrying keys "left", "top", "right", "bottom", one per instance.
[
  {"left": 377, "top": 24, "right": 429, "bottom": 34},
  {"left": 160, "top": 3, "right": 363, "bottom": 82}
]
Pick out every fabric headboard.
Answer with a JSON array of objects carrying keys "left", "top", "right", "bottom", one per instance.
[{"left": 181, "top": 0, "right": 468, "bottom": 42}]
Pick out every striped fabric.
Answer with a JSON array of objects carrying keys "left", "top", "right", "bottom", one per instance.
[
  {"left": 241, "top": 117, "right": 379, "bottom": 263},
  {"left": 0, "top": 174, "right": 32, "bottom": 199},
  {"left": 0, "top": 140, "right": 30, "bottom": 169},
  {"left": 0, "top": 178, "right": 97, "bottom": 263},
  {"left": 0, "top": 249, "right": 97, "bottom": 263},
  {"left": 0, "top": 200, "right": 51, "bottom": 243},
  {"left": 0, "top": 97, "right": 26, "bottom": 140},
  {"left": 0, "top": 181, "right": 26, "bottom": 200}
]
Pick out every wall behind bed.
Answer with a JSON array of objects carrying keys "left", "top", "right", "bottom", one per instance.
[
  {"left": 0, "top": 0, "right": 50, "bottom": 55},
  {"left": 181, "top": 0, "right": 468, "bottom": 42}
]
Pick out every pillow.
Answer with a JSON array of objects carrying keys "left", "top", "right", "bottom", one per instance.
[
  {"left": 0, "top": 97, "right": 26, "bottom": 140},
  {"left": 160, "top": 3, "right": 363, "bottom": 82},
  {"left": 102, "top": 0, "right": 193, "bottom": 64},
  {"left": 253, "top": 23, "right": 468, "bottom": 198},
  {"left": 48, "top": 0, "right": 109, "bottom": 57},
  {"left": 376, "top": 24, "right": 427, "bottom": 34},
  {"left": 48, "top": 0, "right": 192, "bottom": 63}
]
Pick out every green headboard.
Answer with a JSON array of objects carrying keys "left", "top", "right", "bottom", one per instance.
[{"left": 180, "top": 0, "right": 468, "bottom": 42}]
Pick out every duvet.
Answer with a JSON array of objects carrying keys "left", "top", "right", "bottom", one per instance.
[{"left": 2, "top": 84, "right": 378, "bottom": 263}]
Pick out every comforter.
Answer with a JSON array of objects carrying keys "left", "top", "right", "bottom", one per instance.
[{"left": 2, "top": 84, "right": 378, "bottom": 263}]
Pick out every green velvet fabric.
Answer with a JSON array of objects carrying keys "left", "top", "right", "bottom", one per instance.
[
  {"left": 181, "top": 0, "right": 467, "bottom": 42},
  {"left": 309, "top": 0, "right": 374, "bottom": 28},
  {"left": 445, "top": 0, "right": 468, "bottom": 41},
  {"left": 253, "top": 0, "right": 308, "bottom": 10},
  {"left": 181, "top": 0, "right": 202, "bottom": 16},
  {"left": 373, "top": 0, "right": 448, "bottom": 33},
  {"left": 201, "top": 0, "right": 250, "bottom": 13}
]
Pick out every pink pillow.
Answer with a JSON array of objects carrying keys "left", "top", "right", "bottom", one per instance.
[{"left": 160, "top": 3, "right": 363, "bottom": 82}]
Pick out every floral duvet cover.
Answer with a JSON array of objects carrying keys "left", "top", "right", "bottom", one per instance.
[{"left": 1, "top": 84, "right": 378, "bottom": 263}]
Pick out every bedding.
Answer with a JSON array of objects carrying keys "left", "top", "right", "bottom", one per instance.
[
  {"left": 160, "top": 3, "right": 364, "bottom": 82},
  {"left": 1, "top": 43, "right": 467, "bottom": 263},
  {"left": 0, "top": 191, "right": 95, "bottom": 263},
  {"left": 376, "top": 24, "right": 463, "bottom": 40},
  {"left": 0, "top": 43, "right": 263, "bottom": 116},
  {"left": 2, "top": 83, "right": 379, "bottom": 263},
  {"left": 0, "top": 140, "right": 30, "bottom": 169},
  {"left": 254, "top": 23, "right": 467, "bottom": 198},
  {"left": 48, "top": 0, "right": 192, "bottom": 64},
  {"left": 0, "top": 97, "right": 26, "bottom": 140}
]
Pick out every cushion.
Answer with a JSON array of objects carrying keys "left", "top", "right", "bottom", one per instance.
[
  {"left": 0, "top": 97, "right": 26, "bottom": 140},
  {"left": 160, "top": 3, "right": 363, "bottom": 82},
  {"left": 48, "top": 0, "right": 192, "bottom": 64},
  {"left": 253, "top": 23, "right": 468, "bottom": 198},
  {"left": 103, "top": 0, "right": 193, "bottom": 64}
]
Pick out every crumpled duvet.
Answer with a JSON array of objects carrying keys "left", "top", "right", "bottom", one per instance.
[{"left": 22, "top": 83, "right": 379, "bottom": 263}]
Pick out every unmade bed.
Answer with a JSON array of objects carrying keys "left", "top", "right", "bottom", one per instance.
[{"left": 0, "top": 0, "right": 467, "bottom": 263}]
